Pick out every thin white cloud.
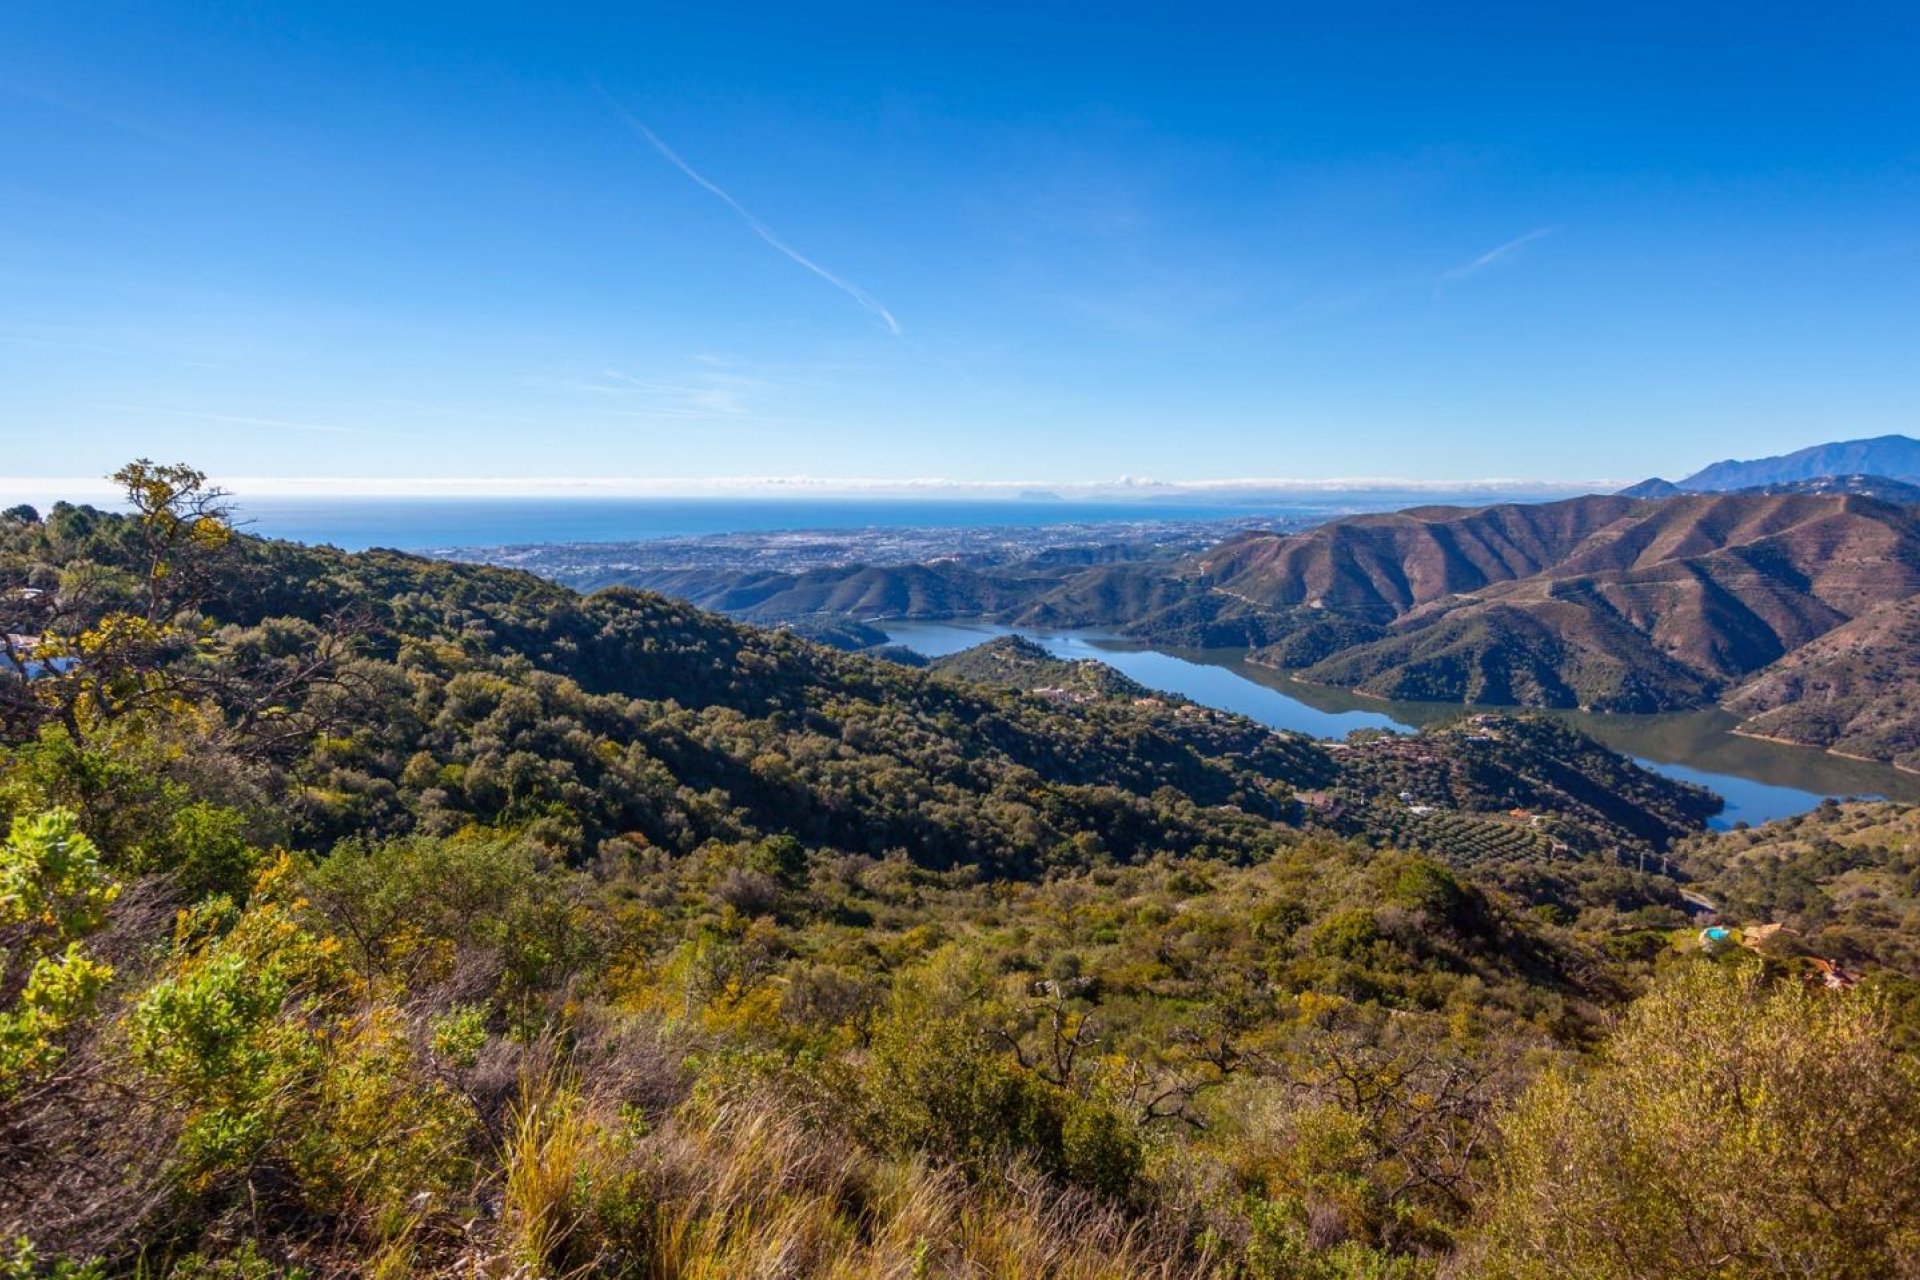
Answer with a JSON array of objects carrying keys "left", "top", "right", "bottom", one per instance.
[
  {"left": 0, "top": 80, "right": 181, "bottom": 145},
  {"left": 1436, "top": 226, "right": 1555, "bottom": 292},
  {"left": 596, "top": 86, "right": 902, "bottom": 337},
  {"left": 601, "top": 369, "right": 749, "bottom": 415},
  {"left": 553, "top": 363, "right": 770, "bottom": 419},
  {"left": 90, "top": 404, "right": 381, "bottom": 437},
  {"left": 0, "top": 330, "right": 122, "bottom": 355}
]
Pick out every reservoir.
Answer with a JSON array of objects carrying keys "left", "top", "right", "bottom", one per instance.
[{"left": 879, "top": 620, "right": 1920, "bottom": 829}]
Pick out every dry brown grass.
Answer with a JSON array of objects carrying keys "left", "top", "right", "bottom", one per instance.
[
  {"left": 498, "top": 1068, "right": 607, "bottom": 1275},
  {"left": 469, "top": 1049, "right": 1211, "bottom": 1280},
  {"left": 638, "top": 1097, "right": 1207, "bottom": 1280}
]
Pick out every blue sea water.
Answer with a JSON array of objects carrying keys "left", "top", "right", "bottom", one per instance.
[{"left": 229, "top": 497, "right": 1310, "bottom": 551}]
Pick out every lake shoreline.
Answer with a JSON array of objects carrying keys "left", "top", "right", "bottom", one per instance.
[
  {"left": 876, "top": 618, "right": 1920, "bottom": 826},
  {"left": 1237, "top": 638, "right": 1920, "bottom": 782}
]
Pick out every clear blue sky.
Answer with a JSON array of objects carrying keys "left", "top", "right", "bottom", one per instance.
[{"left": 5, "top": 2, "right": 1919, "bottom": 492}]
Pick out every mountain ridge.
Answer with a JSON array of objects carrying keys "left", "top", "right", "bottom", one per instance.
[
  {"left": 1680, "top": 433, "right": 1920, "bottom": 491},
  {"left": 565, "top": 490, "right": 1920, "bottom": 767},
  {"left": 1622, "top": 434, "right": 1920, "bottom": 496}
]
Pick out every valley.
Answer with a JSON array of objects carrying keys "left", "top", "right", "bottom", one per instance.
[
  {"left": 879, "top": 619, "right": 1920, "bottom": 824},
  {"left": 447, "top": 482, "right": 1920, "bottom": 778},
  {"left": 14, "top": 0, "right": 1920, "bottom": 1266},
  {"left": 7, "top": 463, "right": 1920, "bottom": 1277}
]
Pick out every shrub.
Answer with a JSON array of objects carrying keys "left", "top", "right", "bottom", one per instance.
[
  {"left": 860, "top": 1004, "right": 1141, "bottom": 1199},
  {"left": 0, "top": 810, "right": 117, "bottom": 1091},
  {"left": 130, "top": 856, "right": 475, "bottom": 1231},
  {"left": 1475, "top": 961, "right": 1920, "bottom": 1278}
]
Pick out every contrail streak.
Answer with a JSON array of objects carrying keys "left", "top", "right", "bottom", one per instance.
[
  {"left": 596, "top": 87, "right": 901, "bottom": 336},
  {"left": 1437, "top": 226, "right": 1555, "bottom": 292}
]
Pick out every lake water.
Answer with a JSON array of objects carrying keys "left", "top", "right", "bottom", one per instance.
[{"left": 879, "top": 620, "right": 1920, "bottom": 829}]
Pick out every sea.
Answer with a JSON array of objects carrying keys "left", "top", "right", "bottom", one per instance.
[
  {"left": 227, "top": 498, "right": 1279, "bottom": 551},
  {"left": 223, "top": 492, "right": 1564, "bottom": 552}
]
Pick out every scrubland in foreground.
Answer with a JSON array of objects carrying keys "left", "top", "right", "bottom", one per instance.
[{"left": 3, "top": 465, "right": 1918, "bottom": 1278}]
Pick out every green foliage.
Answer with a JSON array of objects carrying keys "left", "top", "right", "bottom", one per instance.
[
  {"left": 1057, "top": 1085, "right": 1145, "bottom": 1199},
  {"left": 128, "top": 856, "right": 473, "bottom": 1231},
  {"left": 0, "top": 809, "right": 117, "bottom": 1090},
  {"left": 0, "top": 808, "right": 116, "bottom": 936},
  {"left": 862, "top": 1006, "right": 1053, "bottom": 1170},
  {"left": 10, "top": 464, "right": 1917, "bottom": 1277},
  {"left": 1241, "top": 1201, "right": 1433, "bottom": 1280},
  {"left": 129, "top": 864, "right": 335, "bottom": 1185},
  {"left": 749, "top": 832, "right": 809, "bottom": 885},
  {"left": 164, "top": 1240, "right": 306, "bottom": 1280},
  {"left": 163, "top": 802, "right": 259, "bottom": 901},
  {"left": 857, "top": 956, "right": 1143, "bottom": 1199},
  {"left": 302, "top": 829, "right": 591, "bottom": 1013},
  {"left": 428, "top": 1002, "right": 489, "bottom": 1069},
  {"left": 1311, "top": 907, "right": 1383, "bottom": 962},
  {"left": 0, "top": 943, "right": 113, "bottom": 1086},
  {"left": 1477, "top": 961, "right": 1920, "bottom": 1278},
  {"left": 1, "top": 1238, "right": 104, "bottom": 1280}
]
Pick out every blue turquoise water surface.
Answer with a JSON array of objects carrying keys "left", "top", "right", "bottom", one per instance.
[
  {"left": 879, "top": 620, "right": 1920, "bottom": 829},
  {"left": 229, "top": 497, "right": 1306, "bottom": 551}
]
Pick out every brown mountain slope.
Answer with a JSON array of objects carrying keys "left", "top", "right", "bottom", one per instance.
[
  {"left": 547, "top": 491, "right": 1920, "bottom": 762},
  {"left": 1190, "top": 495, "right": 1645, "bottom": 620},
  {"left": 1300, "top": 598, "right": 1721, "bottom": 711},
  {"left": 1205, "top": 493, "right": 1918, "bottom": 625},
  {"left": 1217, "top": 493, "right": 1920, "bottom": 717},
  {"left": 1723, "top": 595, "right": 1920, "bottom": 771}
]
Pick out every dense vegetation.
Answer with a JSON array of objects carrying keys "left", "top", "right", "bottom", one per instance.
[
  {"left": 1678, "top": 802, "right": 1920, "bottom": 986},
  {"left": 2, "top": 465, "right": 1917, "bottom": 1277},
  {"left": 582, "top": 489, "right": 1920, "bottom": 765}
]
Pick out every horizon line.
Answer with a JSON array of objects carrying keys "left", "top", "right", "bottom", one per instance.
[{"left": 0, "top": 474, "right": 1619, "bottom": 503}]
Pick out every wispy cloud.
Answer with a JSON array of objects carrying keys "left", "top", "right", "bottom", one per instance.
[
  {"left": 0, "top": 330, "right": 122, "bottom": 356},
  {"left": 553, "top": 358, "right": 781, "bottom": 421},
  {"left": 90, "top": 404, "right": 382, "bottom": 437},
  {"left": 1436, "top": 226, "right": 1555, "bottom": 294},
  {"left": 595, "top": 86, "right": 902, "bottom": 336},
  {"left": 0, "top": 80, "right": 182, "bottom": 146},
  {"left": 597, "top": 369, "right": 748, "bottom": 416},
  {"left": 0, "top": 329, "right": 242, "bottom": 371}
]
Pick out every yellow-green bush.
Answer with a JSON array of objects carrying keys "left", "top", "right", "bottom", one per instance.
[
  {"left": 130, "top": 856, "right": 475, "bottom": 1235},
  {"left": 1475, "top": 960, "right": 1920, "bottom": 1278},
  {"left": 0, "top": 809, "right": 117, "bottom": 1091}
]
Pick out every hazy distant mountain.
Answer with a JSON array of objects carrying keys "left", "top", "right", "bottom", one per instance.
[
  {"left": 1617, "top": 472, "right": 1920, "bottom": 503},
  {"left": 608, "top": 561, "right": 1020, "bottom": 622},
  {"left": 1676, "top": 434, "right": 1920, "bottom": 491}
]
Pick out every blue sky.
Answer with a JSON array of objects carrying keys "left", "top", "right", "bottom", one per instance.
[{"left": 4, "top": 2, "right": 1919, "bottom": 493}]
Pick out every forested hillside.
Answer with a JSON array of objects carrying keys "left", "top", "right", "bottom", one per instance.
[
  {"left": 574, "top": 490, "right": 1920, "bottom": 766},
  {"left": 3, "top": 465, "right": 1917, "bottom": 1279}
]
